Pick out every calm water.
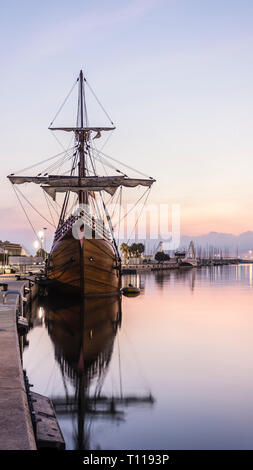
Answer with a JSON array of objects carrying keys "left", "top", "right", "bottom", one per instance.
[{"left": 23, "top": 264, "right": 253, "bottom": 450}]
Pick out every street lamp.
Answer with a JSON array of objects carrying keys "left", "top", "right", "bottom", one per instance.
[
  {"left": 37, "top": 228, "right": 48, "bottom": 260},
  {"left": 43, "top": 227, "right": 47, "bottom": 254},
  {"left": 4, "top": 250, "right": 8, "bottom": 272},
  {"left": 38, "top": 230, "right": 44, "bottom": 249},
  {"left": 33, "top": 240, "right": 39, "bottom": 252}
]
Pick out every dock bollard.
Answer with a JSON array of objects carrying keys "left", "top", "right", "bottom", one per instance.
[
  {"left": 2, "top": 290, "right": 25, "bottom": 316},
  {"left": 2, "top": 290, "right": 29, "bottom": 334}
]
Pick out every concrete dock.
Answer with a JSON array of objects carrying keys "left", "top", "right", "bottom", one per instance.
[{"left": 0, "top": 277, "right": 36, "bottom": 450}]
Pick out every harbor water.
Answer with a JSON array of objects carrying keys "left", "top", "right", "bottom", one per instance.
[{"left": 23, "top": 264, "right": 253, "bottom": 449}]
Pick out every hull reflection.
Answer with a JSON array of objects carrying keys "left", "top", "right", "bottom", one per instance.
[
  {"left": 43, "top": 296, "right": 122, "bottom": 449},
  {"left": 45, "top": 296, "right": 122, "bottom": 384}
]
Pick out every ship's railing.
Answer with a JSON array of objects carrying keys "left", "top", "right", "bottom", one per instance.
[
  {"left": 81, "top": 210, "right": 111, "bottom": 240},
  {"left": 54, "top": 212, "right": 111, "bottom": 242}
]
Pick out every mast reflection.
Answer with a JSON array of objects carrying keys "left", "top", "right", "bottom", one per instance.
[{"left": 44, "top": 296, "right": 122, "bottom": 449}]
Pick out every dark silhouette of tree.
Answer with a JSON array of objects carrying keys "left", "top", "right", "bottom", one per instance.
[
  {"left": 129, "top": 243, "right": 145, "bottom": 257},
  {"left": 36, "top": 248, "right": 48, "bottom": 259},
  {"left": 155, "top": 251, "right": 170, "bottom": 262}
]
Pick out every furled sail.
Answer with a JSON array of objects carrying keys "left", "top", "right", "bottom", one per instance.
[
  {"left": 42, "top": 186, "right": 118, "bottom": 199},
  {"left": 8, "top": 174, "right": 155, "bottom": 200},
  {"left": 42, "top": 176, "right": 155, "bottom": 200},
  {"left": 48, "top": 127, "right": 115, "bottom": 132},
  {"left": 8, "top": 175, "right": 50, "bottom": 185}
]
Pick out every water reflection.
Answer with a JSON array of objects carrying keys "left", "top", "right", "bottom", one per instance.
[
  {"left": 25, "top": 295, "right": 154, "bottom": 450},
  {"left": 151, "top": 263, "right": 253, "bottom": 291},
  {"left": 154, "top": 268, "right": 196, "bottom": 291},
  {"left": 121, "top": 274, "right": 144, "bottom": 290},
  {"left": 23, "top": 264, "right": 253, "bottom": 450},
  {"left": 43, "top": 297, "right": 121, "bottom": 449}
]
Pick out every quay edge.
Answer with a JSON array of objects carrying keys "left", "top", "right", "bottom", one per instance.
[
  {"left": 0, "top": 278, "right": 37, "bottom": 450},
  {"left": 0, "top": 274, "right": 65, "bottom": 450}
]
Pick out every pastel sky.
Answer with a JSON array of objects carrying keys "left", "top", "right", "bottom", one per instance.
[{"left": 1, "top": 0, "right": 253, "bottom": 251}]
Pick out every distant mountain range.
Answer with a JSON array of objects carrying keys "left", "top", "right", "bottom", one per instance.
[
  {"left": 124, "top": 231, "right": 253, "bottom": 257},
  {"left": 177, "top": 231, "right": 253, "bottom": 257}
]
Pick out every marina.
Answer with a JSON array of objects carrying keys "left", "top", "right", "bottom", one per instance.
[
  {"left": 1, "top": 263, "right": 253, "bottom": 450},
  {"left": 1, "top": 1, "right": 253, "bottom": 461},
  {"left": 1, "top": 264, "right": 250, "bottom": 450}
]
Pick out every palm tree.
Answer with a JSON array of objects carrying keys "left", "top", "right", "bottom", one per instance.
[
  {"left": 129, "top": 243, "right": 138, "bottom": 257},
  {"left": 137, "top": 243, "right": 145, "bottom": 257},
  {"left": 129, "top": 243, "right": 145, "bottom": 258},
  {"left": 120, "top": 243, "right": 130, "bottom": 259}
]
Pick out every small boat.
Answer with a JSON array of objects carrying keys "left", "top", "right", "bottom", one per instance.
[
  {"left": 179, "top": 259, "right": 198, "bottom": 268},
  {"left": 174, "top": 250, "right": 186, "bottom": 258},
  {"left": 178, "top": 241, "right": 198, "bottom": 268},
  {"left": 121, "top": 284, "right": 140, "bottom": 297}
]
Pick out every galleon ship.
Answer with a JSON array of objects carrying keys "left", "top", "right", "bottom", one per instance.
[{"left": 8, "top": 70, "right": 155, "bottom": 297}]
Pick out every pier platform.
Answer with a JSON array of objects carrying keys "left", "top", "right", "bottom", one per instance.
[
  {"left": 121, "top": 261, "right": 179, "bottom": 274},
  {"left": 0, "top": 277, "right": 36, "bottom": 450}
]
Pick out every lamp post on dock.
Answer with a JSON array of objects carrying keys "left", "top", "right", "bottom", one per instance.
[
  {"left": 4, "top": 250, "right": 8, "bottom": 273},
  {"left": 37, "top": 228, "right": 47, "bottom": 261},
  {"left": 38, "top": 230, "right": 44, "bottom": 250},
  {"left": 43, "top": 227, "right": 47, "bottom": 255},
  {"left": 33, "top": 240, "right": 39, "bottom": 250}
]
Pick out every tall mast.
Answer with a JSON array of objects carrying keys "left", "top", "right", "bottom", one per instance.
[{"left": 78, "top": 70, "right": 87, "bottom": 205}]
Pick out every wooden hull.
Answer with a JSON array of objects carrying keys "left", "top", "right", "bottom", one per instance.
[{"left": 47, "top": 228, "right": 121, "bottom": 297}]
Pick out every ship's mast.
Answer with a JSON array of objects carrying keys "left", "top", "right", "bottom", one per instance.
[{"left": 78, "top": 70, "right": 88, "bottom": 205}]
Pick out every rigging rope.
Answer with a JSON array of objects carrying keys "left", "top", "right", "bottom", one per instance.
[
  {"left": 43, "top": 190, "right": 56, "bottom": 228},
  {"left": 84, "top": 78, "right": 115, "bottom": 126},
  {"left": 117, "top": 331, "right": 123, "bottom": 399},
  {"left": 117, "top": 186, "right": 123, "bottom": 246},
  {"left": 65, "top": 194, "right": 78, "bottom": 220},
  {"left": 12, "top": 147, "right": 76, "bottom": 175},
  {"left": 91, "top": 146, "right": 153, "bottom": 179},
  {"left": 83, "top": 79, "right": 89, "bottom": 128},
  {"left": 92, "top": 141, "right": 108, "bottom": 175},
  {"left": 90, "top": 149, "right": 127, "bottom": 176},
  {"left": 42, "top": 148, "right": 75, "bottom": 175},
  {"left": 116, "top": 186, "right": 151, "bottom": 228},
  {"left": 126, "top": 187, "right": 151, "bottom": 244},
  {"left": 14, "top": 185, "right": 55, "bottom": 228},
  {"left": 110, "top": 188, "right": 121, "bottom": 222},
  {"left": 12, "top": 185, "right": 39, "bottom": 241},
  {"left": 100, "top": 130, "right": 113, "bottom": 152},
  {"left": 121, "top": 328, "right": 152, "bottom": 394},
  {"left": 49, "top": 78, "right": 78, "bottom": 127},
  {"left": 50, "top": 130, "right": 72, "bottom": 154}
]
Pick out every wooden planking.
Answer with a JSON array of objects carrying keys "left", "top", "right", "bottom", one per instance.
[
  {"left": 84, "top": 240, "right": 119, "bottom": 294},
  {"left": 48, "top": 229, "right": 121, "bottom": 296},
  {"left": 84, "top": 238, "right": 120, "bottom": 294},
  {"left": 49, "top": 234, "right": 81, "bottom": 290}
]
